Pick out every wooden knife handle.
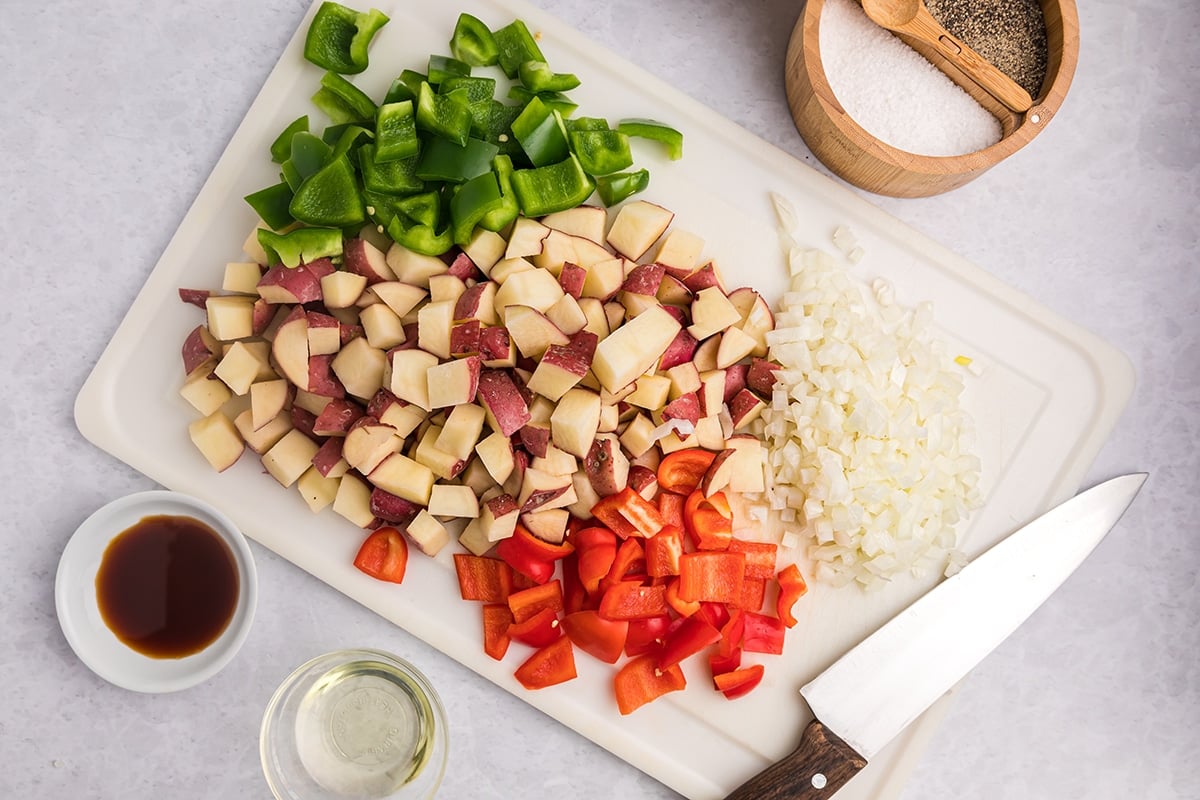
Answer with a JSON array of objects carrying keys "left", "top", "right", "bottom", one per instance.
[{"left": 723, "top": 720, "right": 868, "bottom": 800}]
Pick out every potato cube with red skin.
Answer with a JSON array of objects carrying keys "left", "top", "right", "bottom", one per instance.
[
  {"left": 580, "top": 258, "right": 625, "bottom": 302},
  {"left": 333, "top": 473, "right": 377, "bottom": 528},
  {"left": 257, "top": 263, "right": 322, "bottom": 305},
  {"left": 698, "top": 370, "right": 727, "bottom": 418},
  {"left": 406, "top": 510, "right": 451, "bottom": 556},
  {"left": 342, "top": 417, "right": 402, "bottom": 474},
  {"left": 427, "top": 355, "right": 482, "bottom": 409},
  {"left": 389, "top": 348, "right": 439, "bottom": 410},
  {"left": 505, "top": 216, "right": 552, "bottom": 259},
  {"left": 308, "top": 355, "right": 347, "bottom": 399},
  {"left": 584, "top": 433, "right": 630, "bottom": 497},
  {"left": 541, "top": 204, "right": 607, "bottom": 245},
  {"left": 519, "top": 422, "right": 551, "bottom": 458},
  {"left": 662, "top": 392, "right": 701, "bottom": 426},
  {"left": 428, "top": 273, "right": 467, "bottom": 305},
  {"left": 526, "top": 330, "right": 598, "bottom": 401},
  {"left": 746, "top": 357, "right": 782, "bottom": 396},
  {"left": 313, "top": 397, "right": 365, "bottom": 436},
  {"left": 188, "top": 410, "right": 244, "bottom": 472},
  {"left": 716, "top": 326, "right": 758, "bottom": 369},
  {"left": 489, "top": 256, "right": 535, "bottom": 284},
  {"left": 182, "top": 325, "right": 220, "bottom": 374},
  {"left": 687, "top": 286, "right": 742, "bottom": 341},
  {"left": 450, "top": 320, "right": 482, "bottom": 356},
  {"left": 606, "top": 200, "right": 674, "bottom": 261},
  {"left": 558, "top": 263, "right": 586, "bottom": 299},
  {"left": 462, "top": 228, "right": 507, "bottom": 275},
  {"left": 180, "top": 358, "right": 232, "bottom": 416},
  {"left": 369, "top": 488, "right": 422, "bottom": 524},
  {"left": 413, "top": 426, "right": 468, "bottom": 480},
  {"left": 367, "top": 389, "right": 427, "bottom": 437},
  {"left": 517, "top": 468, "right": 577, "bottom": 513},
  {"left": 480, "top": 493, "right": 520, "bottom": 542},
  {"left": 724, "top": 434, "right": 767, "bottom": 494},
  {"left": 369, "top": 281, "right": 427, "bottom": 318},
  {"left": 694, "top": 415, "right": 725, "bottom": 451},
  {"left": 476, "top": 368, "right": 531, "bottom": 436},
  {"left": 453, "top": 281, "right": 499, "bottom": 325},
  {"left": 531, "top": 443, "right": 578, "bottom": 477},
  {"left": 321, "top": 271, "right": 369, "bottom": 309},
  {"left": 445, "top": 250, "right": 479, "bottom": 282},
  {"left": 304, "top": 311, "right": 341, "bottom": 356},
  {"left": 592, "top": 305, "right": 681, "bottom": 394},
  {"left": 359, "top": 303, "right": 407, "bottom": 350},
  {"left": 682, "top": 262, "right": 725, "bottom": 294},
  {"left": 656, "top": 274, "right": 692, "bottom": 307},
  {"left": 344, "top": 238, "right": 396, "bottom": 285},
  {"left": 654, "top": 228, "right": 705, "bottom": 273},
  {"left": 550, "top": 388, "right": 601, "bottom": 460},
  {"left": 234, "top": 409, "right": 293, "bottom": 454},
  {"left": 621, "top": 263, "right": 665, "bottom": 296},
  {"left": 417, "top": 300, "right": 455, "bottom": 360},
  {"left": 728, "top": 388, "right": 767, "bottom": 430},
  {"left": 386, "top": 243, "right": 448, "bottom": 287},
  {"left": 723, "top": 363, "right": 749, "bottom": 403},
  {"left": 657, "top": 329, "right": 699, "bottom": 372},
  {"left": 250, "top": 379, "right": 290, "bottom": 431},
  {"left": 262, "top": 428, "right": 320, "bottom": 488},
  {"left": 665, "top": 362, "right": 701, "bottom": 400},
  {"left": 270, "top": 305, "right": 310, "bottom": 390},
  {"left": 312, "top": 437, "right": 350, "bottom": 478},
  {"left": 625, "top": 374, "right": 671, "bottom": 411},
  {"left": 479, "top": 326, "right": 516, "bottom": 368},
  {"left": 435, "top": 402, "right": 487, "bottom": 460}
]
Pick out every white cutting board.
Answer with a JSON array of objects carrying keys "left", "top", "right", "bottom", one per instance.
[{"left": 73, "top": 1, "right": 1134, "bottom": 797}]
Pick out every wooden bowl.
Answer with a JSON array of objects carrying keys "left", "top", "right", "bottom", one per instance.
[{"left": 784, "top": 0, "right": 1079, "bottom": 197}]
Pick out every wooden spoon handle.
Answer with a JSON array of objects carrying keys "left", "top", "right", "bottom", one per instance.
[
  {"left": 903, "top": 11, "right": 1033, "bottom": 112},
  {"left": 723, "top": 720, "right": 868, "bottom": 800}
]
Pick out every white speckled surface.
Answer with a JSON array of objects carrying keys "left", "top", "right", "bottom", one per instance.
[{"left": 2, "top": 1, "right": 1196, "bottom": 799}]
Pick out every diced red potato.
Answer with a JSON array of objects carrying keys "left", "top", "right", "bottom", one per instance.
[
  {"left": 344, "top": 238, "right": 396, "bottom": 285},
  {"left": 182, "top": 325, "right": 220, "bottom": 374}
]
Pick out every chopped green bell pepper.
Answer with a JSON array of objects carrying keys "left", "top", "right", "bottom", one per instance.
[
  {"left": 303, "top": 3, "right": 389, "bottom": 75},
  {"left": 416, "top": 82, "right": 472, "bottom": 146},
  {"left": 359, "top": 143, "right": 424, "bottom": 195},
  {"left": 511, "top": 97, "right": 570, "bottom": 167},
  {"left": 386, "top": 216, "right": 453, "bottom": 256},
  {"left": 416, "top": 137, "right": 499, "bottom": 183},
  {"left": 326, "top": 123, "right": 373, "bottom": 158},
  {"left": 480, "top": 155, "right": 519, "bottom": 231},
  {"left": 507, "top": 86, "right": 578, "bottom": 117},
  {"left": 450, "top": 171, "right": 505, "bottom": 245},
  {"left": 287, "top": 131, "right": 333, "bottom": 183},
  {"left": 258, "top": 226, "right": 344, "bottom": 268},
  {"left": 440, "top": 76, "right": 497, "bottom": 137},
  {"left": 511, "top": 154, "right": 595, "bottom": 216},
  {"left": 450, "top": 13, "right": 500, "bottom": 67},
  {"left": 570, "top": 129, "right": 633, "bottom": 176},
  {"left": 493, "top": 20, "right": 545, "bottom": 79},
  {"left": 484, "top": 101, "right": 524, "bottom": 157},
  {"left": 289, "top": 153, "right": 365, "bottom": 227},
  {"left": 384, "top": 69, "right": 426, "bottom": 104},
  {"left": 427, "top": 55, "right": 471, "bottom": 85},
  {"left": 617, "top": 118, "right": 684, "bottom": 160},
  {"left": 244, "top": 182, "right": 295, "bottom": 231},
  {"left": 518, "top": 61, "right": 580, "bottom": 93},
  {"left": 396, "top": 190, "right": 442, "bottom": 229},
  {"left": 270, "top": 116, "right": 309, "bottom": 163},
  {"left": 566, "top": 116, "right": 609, "bottom": 132},
  {"left": 375, "top": 101, "right": 419, "bottom": 162},
  {"left": 312, "top": 71, "right": 378, "bottom": 125},
  {"left": 595, "top": 168, "right": 650, "bottom": 206}
]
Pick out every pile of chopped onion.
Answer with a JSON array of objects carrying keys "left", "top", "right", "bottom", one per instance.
[{"left": 744, "top": 194, "right": 983, "bottom": 589}]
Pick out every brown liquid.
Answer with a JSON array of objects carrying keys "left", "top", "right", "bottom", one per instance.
[{"left": 95, "top": 514, "right": 239, "bottom": 659}]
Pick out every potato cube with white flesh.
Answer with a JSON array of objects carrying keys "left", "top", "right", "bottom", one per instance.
[
  {"left": 180, "top": 359, "right": 232, "bottom": 416},
  {"left": 545, "top": 293, "right": 587, "bottom": 335},
  {"left": 619, "top": 413, "right": 657, "bottom": 459},
  {"left": 389, "top": 349, "right": 439, "bottom": 410},
  {"left": 360, "top": 303, "right": 407, "bottom": 350},
  {"left": 343, "top": 237, "right": 396, "bottom": 284},
  {"left": 658, "top": 430, "right": 700, "bottom": 453},
  {"left": 453, "top": 281, "right": 498, "bottom": 326},
  {"left": 550, "top": 388, "right": 601, "bottom": 459},
  {"left": 584, "top": 433, "right": 630, "bottom": 496},
  {"left": 206, "top": 296, "right": 256, "bottom": 341},
  {"left": 688, "top": 286, "right": 743, "bottom": 340},
  {"left": 531, "top": 443, "right": 578, "bottom": 477},
  {"left": 333, "top": 473, "right": 377, "bottom": 528},
  {"left": 725, "top": 435, "right": 767, "bottom": 493},
  {"left": 270, "top": 306, "right": 310, "bottom": 389},
  {"left": 406, "top": 510, "right": 450, "bottom": 556},
  {"left": 592, "top": 305, "right": 681, "bottom": 394},
  {"left": 475, "top": 430, "right": 516, "bottom": 485},
  {"left": 243, "top": 224, "right": 271, "bottom": 266},
  {"left": 294, "top": 388, "right": 332, "bottom": 416},
  {"left": 250, "top": 379, "right": 290, "bottom": 430},
  {"left": 188, "top": 411, "right": 244, "bottom": 472},
  {"left": 701, "top": 449, "right": 736, "bottom": 496},
  {"left": 488, "top": 257, "right": 535, "bottom": 285},
  {"left": 306, "top": 313, "right": 341, "bottom": 356},
  {"left": 463, "top": 228, "right": 507, "bottom": 276},
  {"left": 458, "top": 518, "right": 492, "bottom": 556},
  {"left": 370, "top": 392, "right": 427, "bottom": 437},
  {"left": 368, "top": 452, "right": 436, "bottom": 505},
  {"left": 480, "top": 494, "right": 520, "bottom": 542},
  {"left": 476, "top": 369, "right": 531, "bottom": 436},
  {"left": 738, "top": 293, "right": 775, "bottom": 358},
  {"left": 505, "top": 216, "right": 552, "bottom": 259},
  {"left": 296, "top": 467, "right": 340, "bottom": 513},
  {"left": 570, "top": 235, "right": 619, "bottom": 268},
  {"left": 494, "top": 269, "right": 565, "bottom": 316},
  {"left": 427, "top": 355, "right": 481, "bottom": 409},
  {"left": 716, "top": 326, "right": 758, "bottom": 369},
  {"left": 518, "top": 468, "right": 577, "bottom": 512},
  {"left": 331, "top": 337, "right": 387, "bottom": 400},
  {"left": 342, "top": 419, "right": 402, "bottom": 474},
  {"left": 427, "top": 485, "right": 479, "bottom": 518},
  {"left": 313, "top": 437, "right": 351, "bottom": 478},
  {"left": 729, "top": 388, "right": 767, "bottom": 430},
  {"left": 211, "top": 342, "right": 262, "bottom": 396},
  {"left": 625, "top": 374, "right": 671, "bottom": 411},
  {"left": 568, "top": 471, "right": 602, "bottom": 518},
  {"left": 223, "top": 262, "right": 263, "bottom": 294},
  {"left": 385, "top": 244, "right": 446, "bottom": 287},
  {"left": 257, "top": 264, "right": 323, "bottom": 305},
  {"left": 541, "top": 205, "right": 607, "bottom": 245},
  {"left": 654, "top": 229, "right": 705, "bottom": 273},
  {"left": 521, "top": 508, "right": 570, "bottom": 545},
  {"left": 526, "top": 330, "right": 597, "bottom": 401},
  {"left": 370, "top": 281, "right": 427, "bottom": 318},
  {"left": 321, "top": 271, "right": 369, "bottom": 309},
  {"left": 665, "top": 362, "right": 701, "bottom": 400},
  {"left": 416, "top": 300, "right": 454, "bottom": 360},
  {"left": 433, "top": 402, "right": 487, "bottom": 461},
  {"left": 604, "top": 301, "right": 627, "bottom": 334},
  {"left": 262, "top": 428, "right": 320, "bottom": 487},
  {"left": 578, "top": 297, "right": 610, "bottom": 340},
  {"left": 413, "top": 426, "right": 467, "bottom": 480},
  {"left": 694, "top": 415, "right": 726, "bottom": 450},
  {"left": 527, "top": 229, "right": 574, "bottom": 275},
  {"left": 504, "top": 305, "right": 569, "bottom": 359},
  {"left": 597, "top": 402, "right": 620, "bottom": 434},
  {"left": 234, "top": 408, "right": 293, "bottom": 454},
  {"left": 693, "top": 334, "right": 721, "bottom": 372},
  {"left": 606, "top": 200, "right": 674, "bottom": 261},
  {"left": 581, "top": 258, "right": 625, "bottom": 301},
  {"left": 460, "top": 457, "right": 498, "bottom": 496},
  {"left": 428, "top": 274, "right": 467, "bottom": 305}
]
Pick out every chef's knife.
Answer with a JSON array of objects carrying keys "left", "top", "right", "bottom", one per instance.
[{"left": 724, "top": 472, "right": 1147, "bottom": 800}]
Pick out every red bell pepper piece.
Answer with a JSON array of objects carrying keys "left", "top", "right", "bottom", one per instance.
[
  {"left": 624, "top": 615, "right": 671, "bottom": 657},
  {"left": 614, "top": 653, "right": 686, "bottom": 714},
  {"left": 352, "top": 526, "right": 409, "bottom": 583},
  {"left": 599, "top": 537, "right": 646, "bottom": 593},
  {"left": 698, "top": 601, "right": 732, "bottom": 632},
  {"left": 739, "top": 576, "right": 767, "bottom": 612},
  {"left": 683, "top": 489, "right": 734, "bottom": 550},
  {"left": 742, "top": 611, "right": 786, "bottom": 655},
  {"left": 729, "top": 539, "right": 778, "bottom": 579},
  {"left": 507, "top": 580, "right": 564, "bottom": 623},
  {"left": 560, "top": 551, "right": 589, "bottom": 614},
  {"left": 645, "top": 524, "right": 684, "bottom": 578},
  {"left": 656, "top": 448, "right": 717, "bottom": 494},
  {"left": 454, "top": 553, "right": 514, "bottom": 602},
  {"left": 507, "top": 606, "right": 562, "bottom": 648},
  {"left": 561, "top": 610, "right": 628, "bottom": 664},
  {"left": 515, "top": 635, "right": 577, "bottom": 690},
  {"left": 573, "top": 526, "right": 618, "bottom": 594},
  {"left": 482, "top": 603, "right": 513, "bottom": 661},
  {"left": 657, "top": 490, "right": 685, "bottom": 530},
  {"left": 708, "top": 647, "right": 742, "bottom": 677},
  {"left": 591, "top": 486, "right": 665, "bottom": 538},
  {"left": 496, "top": 524, "right": 573, "bottom": 584},
  {"left": 665, "top": 577, "right": 701, "bottom": 618},
  {"left": 713, "top": 663, "right": 765, "bottom": 699},
  {"left": 658, "top": 615, "right": 722, "bottom": 670},
  {"left": 717, "top": 609, "right": 745, "bottom": 659},
  {"left": 677, "top": 551, "right": 745, "bottom": 604},
  {"left": 598, "top": 581, "right": 669, "bottom": 620},
  {"left": 776, "top": 563, "right": 808, "bottom": 628}
]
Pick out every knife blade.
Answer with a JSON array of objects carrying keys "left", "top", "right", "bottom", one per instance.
[{"left": 723, "top": 472, "right": 1147, "bottom": 800}]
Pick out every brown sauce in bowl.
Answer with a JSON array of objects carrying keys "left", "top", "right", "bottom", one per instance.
[{"left": 95, "top": 514, "right": 239, "bottom": 659}]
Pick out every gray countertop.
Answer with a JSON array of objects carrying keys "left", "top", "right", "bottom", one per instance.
[{"left": 3, "top": 1, "right": 1196, "bottom": 798}]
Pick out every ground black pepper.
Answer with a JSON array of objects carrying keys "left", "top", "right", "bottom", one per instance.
[{"left": 925, "top": 0, "right": 1049, "bottom": 98}]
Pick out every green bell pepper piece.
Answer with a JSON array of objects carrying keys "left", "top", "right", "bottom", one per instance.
[
  {"left": 416, "top": 82, "right": 472, "bottom": 146},
  {"left": 595, "top": 168, "right": 650, "bottom": 206},
  {"left": 375, "top": 101, "right": 419, "bottom": 162},
  {"left": 427, "top": 55, "right": 471, "bottom": 85},
  {"left": 450, "top": 13, "right": 500, "bottom": 67},
  {"left": 566, "top": 116, "right": 610, "bottom": 132},
  {"left": 450, "top": 172, "right": 505, "bottom": 245},
  {"left": 511, "top": 97, "right": 570, "bottom": 167},
  {"left": 326, "top": 124, "right": 374, "bottom": 158},
  {"left": 312, "top": 71, "right": 378, "bottom": 126},
  {"left": 518, "top": 61, "right": 581, "bottom": 93},
  {"left": 360, "top": 143, "right": 424, "bottom": 195},
  {"left": 511, "top": 154, "right": 595, "bottom": 217},
  {"left": 270, "top": 116, "right": 309, "bottom": 163},
  {"left": 303, "top": 3, "right": 389, "bottom": 75},
  {"left": 386, "top": 216, "right": 453, "bottom": 256},
  {"left": 484, "top": 101, "right": 524, "bottom": 157},
  {"left": 289, "top": 154, "right": 365, "bottom": 227},
  {"left": 480, "top": 155, "right": 519, "bottom": 231},
  {"left": 440, "top": 76, "right": 497, "bottom": 138},
  {"left": 493, "top": 20, "right": 545, "bottom": 79},
  {"left": 384, "top": 70, "right": 426, "bottom": 104},
  {"left": 506, "top": 86, "right": 578, "bottom": 117},
  {"left": 257, "top": 227, "right": 344, "bottom": 268},
  {"left": 396, "top": 190, "right": 442, "bottom": 229},
  {"left": 288, "top": 131, "right": 333, "bottom": 183},
  {"left": 415, "top": 137, "right": 499, "bottom": 183},
  {"left": 617, "top": 118, "right": 684, "bottom": 160},
  {"left": 245, "top": 182, "right": 295, "bottom": 231},
  {"left": 569, "top": 129, "right": 633, "bottom": 176}
]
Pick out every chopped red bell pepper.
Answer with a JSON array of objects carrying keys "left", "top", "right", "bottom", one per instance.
[
  {"left": 645, "top": 524, "right": 684, "bottom": 578},
  {"left": 591, "top": 486, "right": 665, "bottom": 538},
  {"left": 496, "top": 523, "right": 573, "bottom": 584},
  {"left": 683, "top": 489, "right": 734, "bottom": 550},
  {"left": 624, "top": 615, "right": 671, "bottom": 657},
  {"left": 713, "top": 664, "right": 765, "bottom": 699},
  {"left": 741, "top": 611, "right": 786, "bottom": 655},
  {"left": 698, "top": 601, "right": 732, "bottom": 632},
  {"left": 729, "top": 539, "right": 779, "bottom": 580},
  {"left": 739, "top": 576, "right": 767, "bottom": 612},
  {"left": 776, "top": 563, "right": 808, "bottom": 628},
  {"left": 561, "top": 610, "right": 628, "bottom": 664},
  {"left": 507, "top": 580, "right": 564, "bottom": 623},
  {"left": 573, "top": 525, "right": 618, "bottom": 595},
  {"left": 716, "top": 609, "right": 745, "bottom": 658},
  {"left": 453, "top": 553, "right": 514, "bottom": 602},
  {"left": 656, "top": 491, "right": 685, "bottom": 530},
  {"left": 614, "top": 653, "right": 686, "bottom": 715},
  {"left": 514, "top": 635, "right": 577, "bottom": 690},
  {"left": 482, "top": 603, "right": 513, "bottom": 661},
  {"left": 599, "top": 537, "right": 646, "bottom": 593},
  {"left": 352, "top": 526, "right": 409, "bottom": 583},
  {"left": 598, "top": 581, "right": 669, "bottom": 620},
  {"left": 560, "top": 551, "right": 589, "bottom": 614},
  {"left": 506, "top": 606, "right": 562, "bottom": 648},
  {"left": 658, "top": 614, "right": 722, "bottom": 670},
  {"left": 664, "top": 577, "right": 701, "bottom": 618},
  {"left": 656, "top": 448, "right": 717, "bottom": 494},
  {"left": 709, "top": 646, "right": 742, "bottom": 677},
  {"left": 677, "top": 551, "right": 745, "bottom": 604}
]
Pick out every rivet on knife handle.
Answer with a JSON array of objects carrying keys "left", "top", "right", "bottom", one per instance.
[{"left": 723, "top": 720, "right": 867, "bottom": 800}]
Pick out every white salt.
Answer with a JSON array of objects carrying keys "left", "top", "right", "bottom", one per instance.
[{"left": 819, "top": 0, "right": 1002, "bottom": 157}]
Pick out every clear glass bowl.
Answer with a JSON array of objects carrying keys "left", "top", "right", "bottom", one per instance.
[{"left": 261, "top": 649, "right": 448, "bottom": 800}]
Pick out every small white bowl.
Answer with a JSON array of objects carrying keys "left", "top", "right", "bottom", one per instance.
[{"left": 55, "top": 490, "right": 258, "bottom": 693}]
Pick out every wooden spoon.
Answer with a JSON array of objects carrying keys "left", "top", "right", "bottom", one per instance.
[{"left": 859, "top": 0, "right": 1034, "bottom": 113}]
